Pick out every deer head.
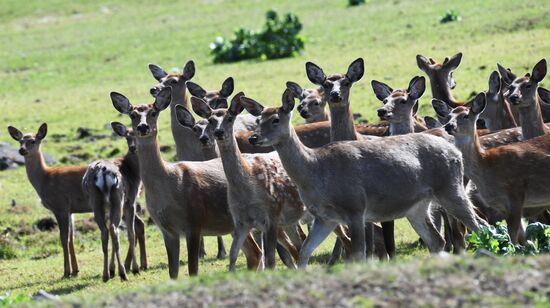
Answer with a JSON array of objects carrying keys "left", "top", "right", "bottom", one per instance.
[
  {"left": 148, "top": 61, "right": 195, "bottom": 98},
  {"left": 185, "top": 77, "right": 234, "bottom": 109},
  {"left": 501, "top": 59, "right": 547, "bottom": 107},
  {"left": 242, "top": 89, "right": 295, "bottom": 147},
  {"left": 372, "top": 76, "right": 425, "bottom": 122},
  {"left": 305, "top": 58, "right": 364, "bottom": 106},
  {"left": 416, "top": 52, "right": 462, "bottom": 90},
  {"left": 435, "top": 93, "right": 486, "bottom": 137},
  {"left": 111, "top": 87, "right": 172, "bottom": 138},
  {"left": 174, "top": 106, "right": 215, "bottom": 148},
  {"left": 7, "top": 123, "right": 48, "bottom": 156},
  {"left": 286, "top": 81, "right": 326, "bottom": 121},
  {"left": 111, "top": 122, "right": 137, "bottom": 154}
]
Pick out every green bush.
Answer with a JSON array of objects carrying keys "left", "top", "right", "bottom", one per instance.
[
  {"left": 440, "top": 9, "right": 462, "bottom": 23},
  {"left": 0, "top": 292, "right": 28, "bottom": 306},
  {"left": 210, "top": 10, "right": 305, "bottom": 63}
]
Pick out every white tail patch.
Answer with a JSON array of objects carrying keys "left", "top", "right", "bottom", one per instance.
[{"left": 93, "top": 163, "right": 120, "bottom": 202}]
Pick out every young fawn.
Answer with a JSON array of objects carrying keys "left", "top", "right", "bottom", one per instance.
[
  {"left": 286, "top": 81, "right": 329, "bottom": 123},
  {"left": 110, "top": 87, "right": 262, "bottom": 278},
  {"left": 436, "top": 93, "right": 550, "bottom": 243},
  {"left": 242, "top": 89, "right": 483, "bottom": 268},
  {"left": 82, "top": 122, "right": 146, "bottom": 281},
  {"left": 148, "top": 62, "right": 226, "bottom": 259},
  {"left": 306, "top": 58, "right": 392, "bottom": 261},
  {"left": 178, "top": 93, "right": 308, "bottom": 270},
  {"left": 7, "top": 123, "right": 146, "bottom": 278}
]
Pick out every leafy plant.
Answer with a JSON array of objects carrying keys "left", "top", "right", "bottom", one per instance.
[
  {"left": 210, "top": 10, "right": 305, "bottom": 63},
  {"left": 0, "top": 292, "right": 28, "bottom": 306},
  {"left": 440, "top": 9, "right": 462, "bottom": 23},
  {"left": 348, "top": 0, "right": 367, "bottom": 6}
]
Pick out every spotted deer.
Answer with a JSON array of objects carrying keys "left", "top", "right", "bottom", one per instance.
[
  {"left": 305, "top": 58, "right": 392, "bottom": 261},
  {"left": 110, "top": 87, "right": 262, "bottom": 278},
  {"left": 7, "top": 123, "right": 147, "bottom": 279},
  {"left": 286, "top": 81, "right": 329, "bottom": 123},
  {"left": 148, "top": 62, "right": 226, "bottom": 259},
  {"left": 186, "top": 78, "right": 258, "bottom": 132},
  {"left": 178, "top": 93, "right": 309, "bottom": 270},
  {"left": 437, "top": 93, "right": 550, "bottom": 243},
  {"left": 242, "top": 89, "right": 483, "bottom": 268}
]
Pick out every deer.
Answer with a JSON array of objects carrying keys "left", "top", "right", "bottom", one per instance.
[
  {"left": 81, "top": 122, "right": 147, "bottom": 282},
  {"left": 178, "top": 93, "right": 310, "bottom": 271},
  {"left": 417, "top": 52, "right": 517, "bottom": 132},
  {"left": 436, "top": 92, "right": 550, "bottom": 244},
  {"left": 241, "top": 89, "right": 483, "bottom": 268},
  {"left": 286, "top": 81, "right": 329, "bottom": 123},
  {"left": 305, "top": 58, "right": 393, "bottom": 261},
  {"left": 148, "top": 62, "right": 226, "bottom": 260},
  {"left": 7, "top": 123, "right": 147, "bottom": 279},
  {"left": 186, "top": 77, "right": 258, "bottom": 132},
  {"left": 110, "top": 87, "right": 262, "bottom": 278}
]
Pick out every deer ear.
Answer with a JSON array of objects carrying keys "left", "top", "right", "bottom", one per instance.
[
  {"left": 416, "top": 54, "right": 431, "bottom": 72},
  {"left": 154, "top": 87, "right": 172, "bottom": 111},
  {"left": 240, "top": 96, "right": 265, "bottom": 117},
  {"left": 470, "top": 93, "right": 487, "bottom": 116},
  {"left": 7, "top": 126, "right": 23, "bottom": 141},
  {"left": 111, "top": 92, "right": 133, "bottom": 114},
  {"left": 111, "top": 122, "right": 128, "bottom": 137},
  {"left": 531, "top": 59, "right": 547, "bottom": 83},
  {"left": 488, "top": 71, "right": 501, "bottom": 95},
  {"left": 190, "top": 97, "right": 212, "bottom": 119},
  {"left": 371, "top": 80, "right": 393, "bottom": 101},
  {"left": 444, "top": 52, "right": 462, "bottom": 71},
  {"left": 538, "top": 87, "right": 550, "bottom": 105},
  {"left": 229, "top": 92, "right": 245, "bottom": 115},
  {"left": 423, "top": 116, "right": 442, "bottom": 129},
  {"left": 412, "top": 101, "right": 419, "bottom": 116},
  {"left": 306, "top": 62, "right": 326, "bottom": 85},
  {"left": 432, "top": 99, "right": 452, "bottom": 119},
  {"left": 281, "top": 89, "right": 295, "bottom": 113},
  {"left": 497, "top": 63, "right": 516, "bottom": 84},
  {"left": 408, "top": 76, "right": 425, "bottom": 101},
  {"left": 286, "top": 81, "right": 303, "bottom": 97},
  {"left": 346, "top": 58, "right": 364, "bottom": 83},
  {"left": 36, "top": 123, "right": 48, "bottom": 140},
  {"left": 148, "top": 64, "right": 168, "bottom": 81},
  {"left": 182, "top": 60, "right": 195, "bottom": 80},
  {"left": 174, "top": 105, "right": 195, "bottom": 129},
  {"left": 220, "top": 77, "right": 234, "bottom": 97},
  {"left": 186, "top": 81, "right": 207, "bottom": 98}
]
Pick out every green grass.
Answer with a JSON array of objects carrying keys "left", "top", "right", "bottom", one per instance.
[{"left": 1, "top": 0, "right": 549, "bottom": 304}]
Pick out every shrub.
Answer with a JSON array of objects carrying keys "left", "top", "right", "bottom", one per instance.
[
  {"left": 440, "top": 9, "right": 462, "bottom": 23},
  {"left": 0, "top": 292, "right": 28, "bottom": 306},
  {"left": 210, "top": 10, "right": 305, "bottom": 63}
]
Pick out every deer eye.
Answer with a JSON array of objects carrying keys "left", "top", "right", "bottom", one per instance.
[
  {"left": 314, "top": 102, "right": 320, "bottom": 106},
  {"left": 169, "top": 79, "right": 178, "bottom": 85},
  {"left": 30, "top": 140, "right": 36, "bottom": 144},
  {"left": 463, "top": 115, "right": 469, "bottom": 120},
  {"left": 400, "top": 100, "right": 407, "bottom": 104},
  {"left": 341, "top": 79, "right": 351, "bottom": 87},
  {"left": 151, "top": 111, "right": 157, "bottom": 117},
  {"left": 255, "top": 118, "right": 260, "bottom": 124},
  {"left": 227, "top": 116, "right": 233, "bottom": 123},
  {"left": 323, "top": 81, "right": 331, "bottom": 88},
  {"left": 272, "top": 118, "right": 280, "bottom": 125},
  {"left": 525, "top": 84, "right": 532, "bottom": 89}
]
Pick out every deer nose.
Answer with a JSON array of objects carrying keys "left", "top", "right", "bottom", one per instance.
[
  {"left": 199, "top": 135, "right": 209, "bottom": 144},
  {"left": 297, "top": 104, "right": 303, "bottom": 112},
  {"left": 508, "top": 94, "right": 520, "bottom": 104},
  {"left": 214, "top": 129, "right": 224, "bottom": 139},
  {"left": 18, "top": 148, "right": 28, "bottom": 156},
  {"left": 136, "top": 124, "right": 149, "bottom": 135},
  {"left": 248, "top": 134, "right": 259, "bottom": 145},
  {"left": 444, "top": 123, "right": 455, "bottom": 134},
  {"left": 377, "top": 109, "right": 387, "bottom": 117},
  {"left": 330, "top": 91, "right": 340, "bottom": 100},
  {"left": 150, "top": 87, "right": 159, "bottom": 97},
  {"left": 129, "top": 145, "right": 137, "bottom": 153}
]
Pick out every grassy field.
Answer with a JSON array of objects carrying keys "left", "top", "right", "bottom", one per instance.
[{"left": 1, "top": 0, "right": 550, "bottom": 304}]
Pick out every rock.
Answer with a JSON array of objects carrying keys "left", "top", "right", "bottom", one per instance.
[
  {"left": 76, "top": 127, "right": 92, "bottom": 139},
  {"left": 34, "top": 217, "right": 57, "bottom": 232},
  {"left": 0, "top": 142, "right": 56, "bottom": 171}
]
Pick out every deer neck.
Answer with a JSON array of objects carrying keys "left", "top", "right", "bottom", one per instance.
[
  {"left": 453, "top": 131, "right": 485, "bottom": 181},
  {"left": 135, "top": 134, "right": 169, "bottom": 184},
  {"left": 389, "top": 115, "right": 415, "bottom": 135},
  {"left": 518, "top": 97, "right": 547, "bottom": 140},
  {"left": 24, "top": 149, "right": 48, "bottom": 195},
  {"left": 273, "top": 125, "right": 315, "bottom": 186},
  {"left": 428, "top": 75, "right": 459, "bottom": 106},
  {"left": 201, "top": 145, "right": 219, "bottom": 161},
  {"left": 308, "top": 111, "right": 330, "bottom": 124},
  {"left": 329, "top": 102, "right": 357, "bottom": 141},
  {"left": 217, "top": 135, "right": 252, "bottom": 188},
  {"left": 121, "top": 151, "right": 140, "bottom": 184},
  {"left": 169, "top": 86, "right": 204, "bottom": 161}
]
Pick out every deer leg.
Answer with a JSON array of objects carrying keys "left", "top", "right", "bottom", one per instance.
[
  {"left": 186, "top": 230, "right": 201, "bottom": 276},
  {"left": 162, "top": 232, "right": 180, "bottom": 279},
  {"left": 364, "top": 222, "right": 374, "bottom": 260},
  {"left": 507, "top": 201, "right": 526, "bottom": 244},
  {"left": 263, "top": 224, "right": 278, "bottom": 269},
  {"left": 199, "top": 237, "right": 206, "bottom": 259},
  {"left": 134, "top": 215, "right": 148, "bottom": 270},
  {"left": 123, "top": 203, "right": 139, "bottom": 274},
  {"left": 241, "top": 233, "right": 262, "bottom": 271},
  {"left": 439, "top": 209, "right": 453, "bottom": 252},
  {"left": 276, "top": 243, "right": 295, "bottom": 269},
  {"left": 55, "top": 212, "right": 71, "bottom": 279},
  {"left": 406, "top": 203, "right": 445, "bottom": 253},
  {"left": 216, "top": 236, "right": 227, "bottom": 260},
  {"left": 283, "top": 225, "right": 303, "bottom": 250},
  {"left": 436, "top": 187, "right": 484, "bottom": 232},
  {"left": 109, "top": 193, "right": 127, "bottom": 281},
  {"left": 92, "top": 203, "right": 110, "bottom": 282},
  {"left": 328, "top": 239, "right": 343, "bottom": 265},
  {"left": 380, "top": 221, "right": 395, "bottom": 259},
  {"left": 448, "top": 216, "right": 466, "bottom": 254},
  {"left": 68, "top": 215, "right": 79, "bottom": 276},
  {"left": 229, "top": 224, "right": 251, "bottom": 272},
  {"left": 277, "top": 229, "right": 299, "bottom": 262},
  {"left": 298, "top": 218, "right": 337, "bottom": 269},
  {"left": 349, "top": 217, "right": 366, "bottom": 262}
]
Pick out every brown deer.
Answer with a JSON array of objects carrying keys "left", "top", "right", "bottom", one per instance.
[
  {"left": 181, "top": 93, "right": 308, "bottom": 270},
  {"left": 241, "top": 89, "right": 483, "bottom": 268},
  {"left": 148, "top": 62, "right": 226, "bottom": 260},
  {"left": 437, "top": 93, "right": 550, "bottom": 243},
  {"left": 82, "top": 122, "right": 146, "bottom": 281},
  {"left": 286, "top": 81, "right": 329, "bottom": 123},
  {"left": 110, "top": 87, "right": 262, "bottom": 278},
  {"left": 7, "top": 123, "right": 147, "bottom": 278},
  {"left": 305, "top": 58, "right": 392, "bottom": 261}
]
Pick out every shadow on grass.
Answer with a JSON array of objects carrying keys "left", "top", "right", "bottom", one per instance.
[{"left": 48, "top": 282, "right": 92, "bottom": 296}]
